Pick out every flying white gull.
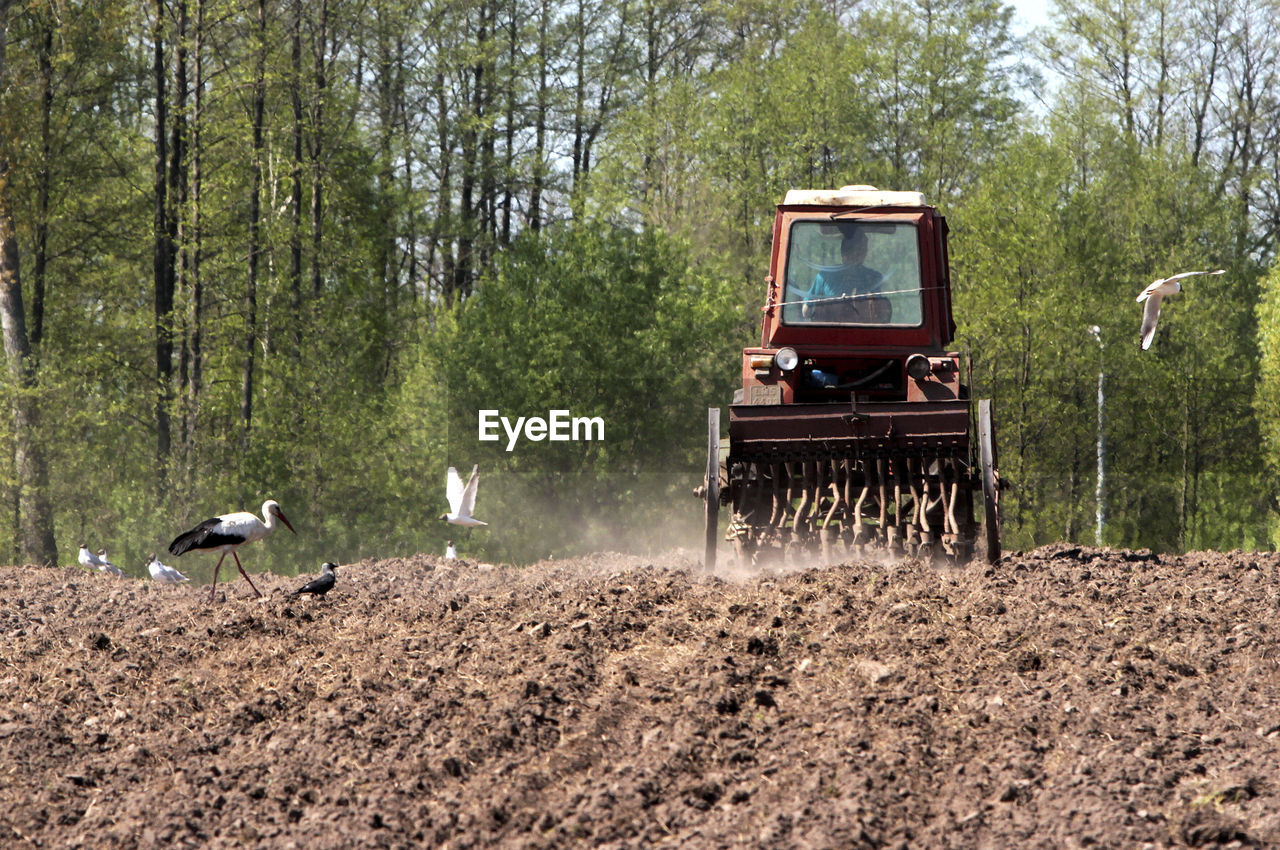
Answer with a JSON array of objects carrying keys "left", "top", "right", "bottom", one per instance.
[
  {"left": 147, "top": 553, "right": 190, "bottom": 584},
  {"left": 439, "top": 465, "right": 487, "bottom": 527},
  {"left": 97, "top": 548, "right": 123, "bottom": 577},
  {"left": 1137, "top": 269, "right": 1225, "bottom": 350}
]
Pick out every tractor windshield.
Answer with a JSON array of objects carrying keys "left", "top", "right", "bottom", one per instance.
[{"left": 780, "top": 220, "right": 924, "bottom": 327}]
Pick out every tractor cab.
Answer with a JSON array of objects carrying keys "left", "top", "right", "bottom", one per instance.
[{"left": 741, "top": 186, "right": 961, "bottom": 406}]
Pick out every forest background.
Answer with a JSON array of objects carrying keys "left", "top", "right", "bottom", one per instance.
[{"left": 2, "top": 0, "right": 1280, "bottom": 573}]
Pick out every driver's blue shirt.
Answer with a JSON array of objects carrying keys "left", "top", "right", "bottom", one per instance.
[{"left": 809, "top": 264, "right": 884, "bottom": 304}]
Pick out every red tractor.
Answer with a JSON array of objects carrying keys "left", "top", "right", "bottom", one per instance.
[{"left": 701, "top": 186, "right": 1001, "bottom": 569}]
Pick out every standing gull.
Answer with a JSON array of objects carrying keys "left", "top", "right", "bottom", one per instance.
[
  {"left": 439, "top": 465, "right": 487, "bottom": 527},
  {"left": 290, "top": 562, "right": 337, "bottom": 598},
  {"left": 1137, "top": 269, "right": 1225, "bottom": 350},
  {"left": 168, "top": 499, "right": 296, "bottom": 601},
  {"left": 97, "top": 548, "right": 123, "bottom": 577},
  {"left": 147, "top": 553, "right": 191, "bottom": 584},
  {"left": 78, "top": 543, "right": 107, "bottom": 572},
  {"left": 445, "top": 540, "right": 458, "bottom": 560}
]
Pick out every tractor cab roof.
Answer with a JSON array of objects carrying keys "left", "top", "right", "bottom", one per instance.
[{"left": 781, "top": 185, "right": 928, "bottom": 208}]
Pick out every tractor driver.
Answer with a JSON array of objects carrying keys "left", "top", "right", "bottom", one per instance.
[{"left": 801, "top": 229, "right": 885, "bottom": 322}]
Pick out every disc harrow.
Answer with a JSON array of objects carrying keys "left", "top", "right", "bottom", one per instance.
[{"left": 723, "top": 451, "right": 976, "bottom": 566}]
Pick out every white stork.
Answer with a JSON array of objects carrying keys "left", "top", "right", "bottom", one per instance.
[
  {"left": 439, "top": 465, "right": 487, "bottom": 527},
  {"left": 168, "top": 499, "right": 295, "bottom": 601},
  {"left": 147, "top": 553, "right": 191, "bottom": 584}
]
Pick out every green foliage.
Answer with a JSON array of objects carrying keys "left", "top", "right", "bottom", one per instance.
[
  {"left": 951, "top": 131, "right": 1081, "bottom": 549},
  {"left": 1255, "top": 259, "right": 1280, "bottom": 545},
  {"left": 0, "top": 0, "right": 1278, "bottom": 571},
  {"left": 428, "top": 222, "right": 740, "bottom": 562},
  {"left": 594, "top": 0, "right": 1026, "bottom": 329},
  {"left": 955, "top": 99, "right": 1269, "bottom": 551}
]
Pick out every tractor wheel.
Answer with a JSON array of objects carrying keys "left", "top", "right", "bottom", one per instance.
[
  {"left": 703, "top": 407, "right": 721, "bottom": 572},
  {"left": 978, "top": 399, "right": 1001, "bottom": 563}
]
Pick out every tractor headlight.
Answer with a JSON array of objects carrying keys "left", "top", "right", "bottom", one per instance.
[
  {"left": 906, "top": 353, "right": 932, "bottom": 380},
  {"left": 775, "top": 347, "right": 799, "bottom": 372}
]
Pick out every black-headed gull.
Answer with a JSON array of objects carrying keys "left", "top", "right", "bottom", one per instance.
[
  {"left": 1137, "top": 269, "right": 1225, "bottom": 350},
  {"left": 290, "top": 562, "right": 337, "bottom": 598},
  {"left": 97, "top": 548, "right": 123, "bottom": 577},
  {"left": 168, "top": 499, "right": 296, "bottom": 601},
  {"left": 78, "top": 543, "right": 105, "bottom": 571},
  {"left": 439, "top": 465, "right": 487, "bottom": 527},
  {"left": 445, "top": 540, "right": 458, "bottom": 560},
  {"left": 147, "top": 553, "right": 190, "bottom": 584}
]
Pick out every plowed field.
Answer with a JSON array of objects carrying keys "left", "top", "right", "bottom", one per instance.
[{"left": 3, "top": 545, "right": 1280, "bottom": 848}]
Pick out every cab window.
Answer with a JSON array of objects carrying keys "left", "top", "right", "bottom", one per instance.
[{"left": 781, "top": 220, "right": 924, "bottom": 327}]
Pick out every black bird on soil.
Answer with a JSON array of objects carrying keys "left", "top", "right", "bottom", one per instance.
[{"left": 290, "top": 562, "right": 338, "bottom": 598}]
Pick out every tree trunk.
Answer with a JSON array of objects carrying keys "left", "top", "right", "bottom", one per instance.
[
  {"left": 374, "top": 12, "right": 396, "bottom": 324},
  {"left": 0, "top": 214, "right": 57, "bottom": 565},
  {"left": 32, "top": 18, "right": 51, "bottom": 349},
  {"left": 527, "top": 0, "right": 548, "bottom": 233},
  {"left": 153, "top": 0, "right": 174, "bottom": 477},
  {"left": 0, "top": 25, "right": 58, "bottom": 565},
  {"left": 403, "top": 125, "right": 418, "bottom": 301},
  {"left": 570, "top": 0, "right": 586, "bottom": 213},
  {"left": 454, "top": 3, "right": 487, "bottom": 303},
  {"left": 180, "top": 0, "right": 206, "bottom": 460},
  {"left": 479, "top": 0, "right": 497, "bottom": 265},
  {"left": 242, "top": 0, "right": 267, "bottom": 453},
  {"left": 500, "top": 0, "right": 515, "bottom": 246},
  {"left": 309, "top": 0, "right": 328, "bottom": 299},
  {"left": 433, "top": 69, "right": 453, "bottom": 299},
  {"left": 167, "top": 0, "right": 189, "bottom": 487},
  {"left": 289, "top": 0, "right": 304, "bottom": 353}
]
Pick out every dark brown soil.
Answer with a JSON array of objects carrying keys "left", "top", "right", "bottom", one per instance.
[{"left": 3, "top": 544, "right": 1280, "bottom": 848}]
